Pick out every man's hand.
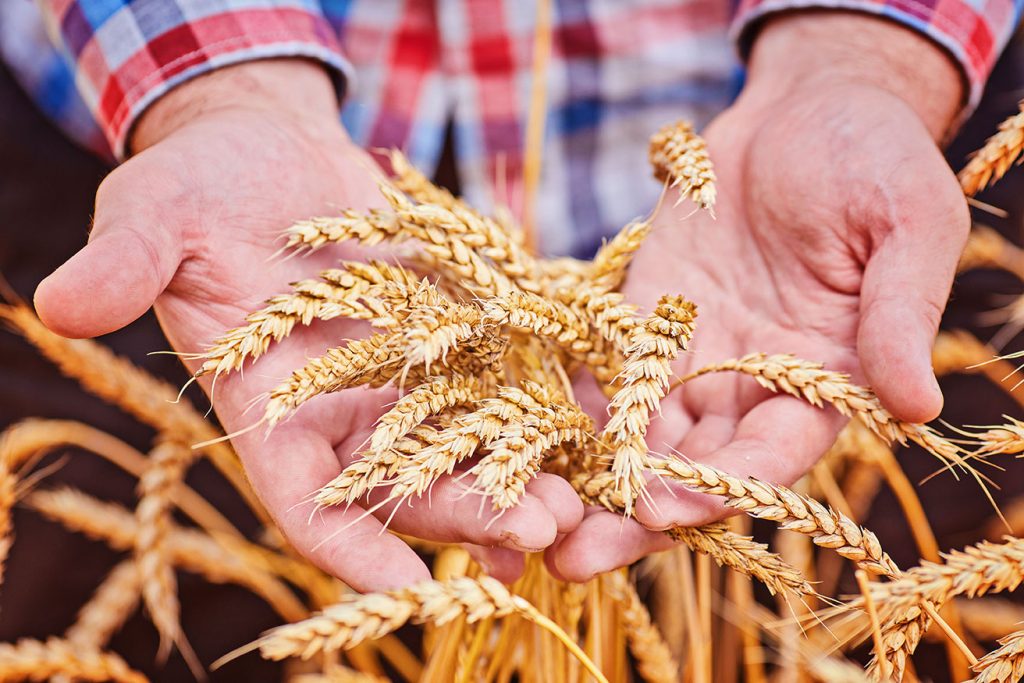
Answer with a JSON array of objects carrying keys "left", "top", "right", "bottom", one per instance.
[
  {"left": 34, "top": 60, "right": 581, "bottom": 590},
  {"left": 549, "top": 12, "right": 970, "bottom": 580}
]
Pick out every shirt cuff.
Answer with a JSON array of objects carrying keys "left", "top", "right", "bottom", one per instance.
[
  {"left": 730, "top": 0, "right": 1019, "bottom": 115},
  {"left": 56, "top": 4, "right": 353, "bottom": 159}
]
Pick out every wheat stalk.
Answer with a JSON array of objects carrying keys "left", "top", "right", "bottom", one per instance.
[
  {"left": 603, "top": 296, "right": 698, "bottom": 514},
  {"left": 959, "top": 100, "right": 1024, "bottom": 196},
  {"left": 649, "top": 120, "right": 716, "bottom": 211},
  {"left": 969, "top": 629, "right": 1024, "bottom": 683}
]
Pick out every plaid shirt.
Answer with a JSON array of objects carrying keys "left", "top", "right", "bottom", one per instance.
[{"left": 3, "top": 0, "right": 1022, "bottom": 256}]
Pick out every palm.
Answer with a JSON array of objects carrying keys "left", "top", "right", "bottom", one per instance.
[
  {"left": 50, "top": 109, "right": 577, "bottom": 590},
  {"left": 550, "top": 83, "right": 968, "bottom": 580}
]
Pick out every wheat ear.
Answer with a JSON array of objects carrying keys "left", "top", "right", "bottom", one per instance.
[
  {"left": 958, "top": 225, "right": 1024, "bottom": 279},
  {"left": 603, "top": 295, "right": 698, "bottom": 514},
  {"left": 606, "top": 570, "right": 679, "bottom": 683},
  {"left": 0, "top": 638, "right": 147, "bottom": 683},
  {"left": 27, "top": 488, "right": 307, "bottom": 623},
  {"left": 679, "top": 353, "right": 976, "bottom": 481},
  {"left": 264, "top": 332, "right": 404, "bottom": 426},
  {"left": 651, "top": 457, "right": 899, "bottom": 576},
  {"left": 65, "top": 560, "right": 141, "bottom": 650},
  {"left": 969, "top": 630, "right": 1024, "bottom": 683},
  {"left": 135, "top": 440, "right": 195, "bottom": 659},
  {"left": 247, "top": 576, "right": 608, "bottom": 683},
  {"left": 959, "top": 100, "right": 1024, "bottom": 196},
  {"left": 589, "top": 220, "right": 653, "bottom": 290},
  {"left": 962, "top": 416, "right": 1024, "bottom": 456},
  {"left": 649, "top": 120, "right": 716, "bottom": 211},
  {"left": 467, "top": 384, "right": 593, "bottom": 511},
  {"left": 0, "top": 304, "right": 256, "bottom": 516},
  {"left": 195, "top": 261, "right": 420, "bottom": 379},
  {"left": 572, "top": 471, "right": 814, "bottom": 598}
]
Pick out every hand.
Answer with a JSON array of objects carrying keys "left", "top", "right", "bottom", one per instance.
[
  {"left": 34, "top": 60, "right": 581, "bottom": 590},
  {"left": 549, "top": 12, "right": 970, "bottom": 580}
]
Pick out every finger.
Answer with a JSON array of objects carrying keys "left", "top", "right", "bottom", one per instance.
[
  {"left": 364, "top": 474, "right": 566, "bottom": 553},
  {"left": 857, "top": 168, "right": 969, "bottom": 423},
  {"left": 547, "top": 510, "right": 675, "bottom": 582},
  {"left": 35, "top": 163, "right": 184, "bottom": 338},
  {"left": 233, "top": 419, "right": 430, "bottom": 592},
  {"left": 464, "top": 544, "right": 526, "bottom": 583},
  {"left": 637, "top": 395, "right": 845, "bottom": 530}
]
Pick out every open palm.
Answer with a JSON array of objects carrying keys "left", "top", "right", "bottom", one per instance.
[
  {"left": 35, "top": 63, "right": 580, "bottom": 591},
  {"left": 550, "top": 80, "right": 969, "bottom": 580}
]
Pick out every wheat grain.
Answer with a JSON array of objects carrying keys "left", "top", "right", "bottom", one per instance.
[
  {"left": 603, "top": 296, "right": 698, "bottom": 514},
  {"left": 959, "top": 100, "right": 1024, "bottom": 196},
  {"left": 649, "top": 120, "right": 716, "bottom": 211},
  {"left": 0, "top": 638, "right": 147, "bottom": 683},
  {"left": 606, "top": 570, "right": 679, "bottom": 683},
  {"left": 401, "top": 301, "right": 488, "bottom": 372},
  {"left": 969, "top": 630, "right": 1024, "bottom": 683}
]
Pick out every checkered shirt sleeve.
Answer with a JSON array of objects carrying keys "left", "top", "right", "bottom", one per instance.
[
  {"left": 731, "top": 0, "right": 1024, "bottom": 111},
  {"left": 33, "top": 0, "right": 353, "bottom": 158}
]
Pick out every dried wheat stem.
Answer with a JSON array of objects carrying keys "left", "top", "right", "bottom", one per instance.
[
  {"left": 959, "top": 101, "right": 1024, "bottom": 196},
  {"left": 969, "top": 630, "right": 1024, "bottom": 683},
  {"left": 649, "top": 120, "right": 716, "bottom": 211},
  {"left": 66, "top": 561, "right": 141, "bottom": 649},
  {"left": 603, "top": 296, "right": 698, "bottom": 513},
  {"left": 0, "top": 638, "right": 147, "bottom": 683},
  {"left": 605, "top": 570, "right": 679, "bottom": 683},
  {"left": 249, "top": 576, "right": 608, "bottom": 682},
  {"left": 572, "top": 471, "right": 814, "bottom": 597},
  {"left": 651, "top": 457, "right": 899, "bottom": 576},
  {"left": 27, "top": 488, "right": 307, "bottom": 623},
  {"left": 135, "top": 440, "right": 195, "bottom": 658}
]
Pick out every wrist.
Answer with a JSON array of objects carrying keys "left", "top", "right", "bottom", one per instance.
[
  {"left": 130, "top": 59, "right": 341, "bottom": 153},
  {"left": 742, "top": 11, "right": 964, "bottom": 140}
]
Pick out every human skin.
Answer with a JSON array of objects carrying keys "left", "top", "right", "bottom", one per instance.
[
  {"left": 34, "top": 10, "right": 969, "bottom": 587},
  {"left": 546, "top": 11, "right": 969, "bottom": 581}
]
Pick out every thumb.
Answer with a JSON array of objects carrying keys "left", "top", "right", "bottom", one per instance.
[
  {"left": 34, "top": 167, "right": 184, "bottom": 339},
  {"left": 857, "top": 176, "right": 969, "bottom": 424}
]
